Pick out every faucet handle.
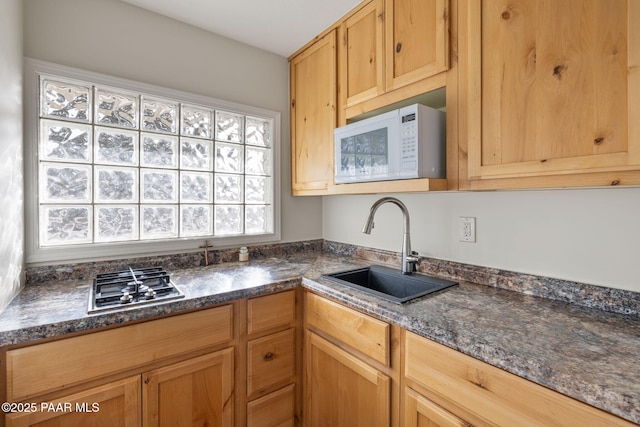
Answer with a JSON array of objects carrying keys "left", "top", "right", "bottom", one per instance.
[{"left": 406, "top": 252, "right": 421, "bottom": 273}]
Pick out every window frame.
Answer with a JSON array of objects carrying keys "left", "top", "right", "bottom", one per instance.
[{"left": 24, "top": 58, "right": 281, "bottom": 265}]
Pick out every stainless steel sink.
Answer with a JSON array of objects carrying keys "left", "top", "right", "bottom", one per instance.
[{"left": 321, "top": 265, "right": 457, "bottom": 304}]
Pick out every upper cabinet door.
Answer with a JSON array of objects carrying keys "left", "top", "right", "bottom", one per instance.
[
  {"left": 339, "top": 0, "right": 385, "bottom": 110},
  {"left": 385, "top": 0, "right": 450, "bottom": 91},
  {"left": 461, "top": 0, "right": 640, "bottom": 189},
  {"left": 290, "top": 30, "right": 337, "bottom": 195}
]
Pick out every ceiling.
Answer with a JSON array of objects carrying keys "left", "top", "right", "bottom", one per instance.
[{"left": 121, "top": 0, "right": 362, "bottom": 57}]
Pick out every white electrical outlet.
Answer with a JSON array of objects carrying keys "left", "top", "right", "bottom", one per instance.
[{"left": 459, "top": 217, "right": 476, "bottom": 243}]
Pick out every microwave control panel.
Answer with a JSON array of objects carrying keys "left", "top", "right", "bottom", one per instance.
[{"left": 400, "top": 112, "right": 418, "bottom": 171}]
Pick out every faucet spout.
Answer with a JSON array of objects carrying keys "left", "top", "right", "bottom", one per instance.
[{"left": 362, "top": 197, "right": 419, "bottom": 275}]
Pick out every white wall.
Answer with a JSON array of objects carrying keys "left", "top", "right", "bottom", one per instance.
[
  {"left": 23, "top": 0, "right": 323, "bottom": 245},
  {"left": 0, "top": 0, "right": 24, "bottom": 311},
  {"left": 323, "top": 188, "right": 640, "bottom": 292}
]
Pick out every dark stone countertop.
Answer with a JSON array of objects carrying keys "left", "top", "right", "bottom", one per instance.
[{"left": 0, "top": 251, "right": 638, "bottom": 424}]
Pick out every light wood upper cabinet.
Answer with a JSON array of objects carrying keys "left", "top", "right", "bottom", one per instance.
[
  {"left": 385, "top": 0, "right": 450, "bottom": 91},
  {"left": 339, "top": 0, "right": 385, "bottom": 110},
  {"left": 289, "top": 0, "right": 452, "bottom": 196},
  {"left": 340, "top": 0, "right": 451, "bottom": 122},
  {"left": 290, "top": 30, "right": 337, "bottom": 195},
  {"left": 460, "top": 0, "right": 640, "bottom": 189}
]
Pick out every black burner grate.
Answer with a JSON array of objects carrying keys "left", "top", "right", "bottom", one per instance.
[{"left": 89, "top": 266, "right": 184, "bottom": 313}]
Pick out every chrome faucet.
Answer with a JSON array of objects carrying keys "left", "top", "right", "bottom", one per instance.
[{"left": 362, "top": 197, "right": 420, "bottom": 275}]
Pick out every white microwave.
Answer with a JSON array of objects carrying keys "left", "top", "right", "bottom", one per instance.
[{"left": 334, "top": 104, "right": 445, "bottom": 183}]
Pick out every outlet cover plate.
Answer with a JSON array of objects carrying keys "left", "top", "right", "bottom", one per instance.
[{"left": 459, "top": 217, "right": 476, "bottom": 243}]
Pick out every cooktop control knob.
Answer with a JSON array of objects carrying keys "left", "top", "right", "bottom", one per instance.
[
  {"left": 120, "top": 292, "right": 133, "bottom": 304},
  {"left": 144, "top": 288, "right": 157, "bottom": 300}
]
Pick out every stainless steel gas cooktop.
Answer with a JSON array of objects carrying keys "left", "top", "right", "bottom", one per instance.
[{"left": 88, "top": 266, "right": 184, "bottom": 313}]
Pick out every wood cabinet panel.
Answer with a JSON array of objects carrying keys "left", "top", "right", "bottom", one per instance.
[
  {"left": 481, "top": 0, "right": 628, "bottom": 165},
  {"left": 142, "top": 349, "right": 234, "bottom": 427},
  {"left": 405, "top": 331, "right": 635, "bottom": 427},
  {"left": 247, "top": 384, "right": 296, "bottom": 427},
  {"left": 306, "top": 292, "right": 389, "bottom": 365},
  {"left": 339, "top": 0, "right": 450, "bottom": 122},
  {"left": 246, "top": 291, "right": 300, "bottom": 426},
  {"left": 247, "top": 290, "right": 295, "bottom": 335},
  {"left": 3, "top": 294, "right": 303, "bottom": 426},
  {"left": 460, "top": 0, "right": 640, "bottom": 188},
  {"left": 306, "top": 331, "right": 390, "bottom": 427},
  {"left": 6, "top": 376, "right": 140, "bottom": 427},
  {"left": 385, "top": 0, "right": 450, "bottom": 91},
  {"left": 290, "top": 0, "right": 451, "bottom": 195},
  {"left": 339, "top": 0, "right": 385, "bottom": 109},
  {"left": 404, "top": 387, "right": 470, "bottom": 427},
  {"left": 7, "top": 306, "right": 233, "bottom": 401},
  {"left": 290, "top": 30, "right": 337, "bottom": 195},
  {"left": 247, "top": 328, "right": 296, "bottom": 397}
]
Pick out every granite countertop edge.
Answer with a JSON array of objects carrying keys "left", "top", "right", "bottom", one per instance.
[
  {"left": 0, "top": 253, "right": 638, "bottom": 424},
  {"left": 0, "top": 279, "right": 301, "bottom": 346}
]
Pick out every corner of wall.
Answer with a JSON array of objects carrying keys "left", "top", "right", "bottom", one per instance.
[{"left": 0, "top": 0, "right": 25, "bottom": 313}]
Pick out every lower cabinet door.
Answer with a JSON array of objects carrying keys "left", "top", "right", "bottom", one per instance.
[
  {"left": 306, "top": 331, "right": 390, "bottom": 427},
  {"left": 5, "top": 376, "right": 141, "bottom": 427},
  {"left": 404, "top": 387, "right": 470, "bottom": 427},
  {"left": 142, "top": 348, "right": 234, "bottom": 427}
]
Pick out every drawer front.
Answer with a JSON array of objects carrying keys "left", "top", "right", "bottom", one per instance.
[
  {"left": 305, "top": 292, "right": 389, "bottom": 365},
  {"left": 248, "top": 290, "right": 296, "bottom": 335},
  {"left": 247, "top": 384, "right": 296, "bottom": 427},
  {"left": 405, "top": 331, "right": 634, "bottom": 427},
  {"left": 247, "top": 328, "right": 296, "bottom": 397},
  {"left": 404, "top": 387, "right": 469, "bottom": 427},
  {"left": 7, "top": 305, "right": 233, "bottom": 401}
]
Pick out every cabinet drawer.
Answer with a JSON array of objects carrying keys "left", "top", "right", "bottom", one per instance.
[
  {"left": 305, "top": 292, "right": 389, "bottom": 365},
  {"left": 247, "top": 328, "right": 295, "bottom": 397},
  {"left": 405, "top": 331, "right": 634, "bottom": 427},
  {"left": 248, "top": 290, "right": 295, "bottom": 335},
  {"left": 404, "top": 386, "right": 469, "bottom": 427},
  {"left": 7, "top": 305, "right": 233, "bottom": 401},
  {"left": 247, "top": 384, "right": 296, "bottom": 427}
]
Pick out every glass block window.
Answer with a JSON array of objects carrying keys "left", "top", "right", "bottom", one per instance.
[{"left": 36, "top": 74, "right": 274, "bottom": 248}]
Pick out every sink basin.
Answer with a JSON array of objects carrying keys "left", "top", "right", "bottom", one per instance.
[{"left": 321, "top": 265, "right": 457, "bottom": 304}]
